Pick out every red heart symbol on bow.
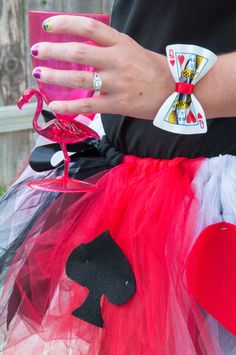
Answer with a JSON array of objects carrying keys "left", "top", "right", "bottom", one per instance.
[
  {"left": 170, "top": 59, "right": 175, "bottom": 66},
  {"left": 178, "top": 55, "right": 185, "bottom": 66},
  {"left": 187, "top": 111, "right": 196, "bottom": 123},
  {"left": 186, "top": 222, "right": 236, "bottom": 336},
  {"left": 197, "top": 113, "right": 203, "bottom": 119}
]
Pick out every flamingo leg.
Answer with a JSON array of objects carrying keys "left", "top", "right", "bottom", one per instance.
[{"left": 61, "top": 142, "right": 70, "bottom": 185}]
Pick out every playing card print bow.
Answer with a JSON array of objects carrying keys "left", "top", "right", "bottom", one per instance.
[{"left": 153, "top": 44, "right": 217, "bottom": 134}]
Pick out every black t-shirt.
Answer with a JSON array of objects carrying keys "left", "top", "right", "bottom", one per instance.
[{"left": 102, "top": 0, "right": 236, "bottom": 158}]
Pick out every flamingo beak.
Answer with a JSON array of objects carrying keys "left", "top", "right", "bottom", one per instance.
[{"left": 17, "top": 89, "right": 34, "bottom": 109}]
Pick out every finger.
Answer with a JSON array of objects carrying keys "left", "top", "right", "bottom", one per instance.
[
  {"left": 42, "top": 15, "right": 119, "bottom": 47},
  {"left": 32, "top": 67, "right": 93, "bottom": 90},
  {"left": 49, "top": 95, "right": 117, "bottom": 116},
  {"left": 31, "top": 42, "right": 114, "bottom": 69},
  {"left": 32, "top": 67, "right": 111, "bottom": 92}
]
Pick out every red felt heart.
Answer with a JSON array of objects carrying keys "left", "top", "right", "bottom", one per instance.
[
  {"left": 170, "top": 59, "right": 175, "bottom": 66},
  {"left": 197, "top": 113, "right": 203, "bottom": 119},
  {"left": 187, "top": 111, "right": 196, "bottom": 123},
  {"left": 178, "top": 55, "right": 185, "bottom": 66},
  {"left": 186, "top": 222, "right": 236, "bottom": 336}
]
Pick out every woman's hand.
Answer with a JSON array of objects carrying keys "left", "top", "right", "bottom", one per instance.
[{"left": 31, "top": 15, "right": 174, "bottom": 119}]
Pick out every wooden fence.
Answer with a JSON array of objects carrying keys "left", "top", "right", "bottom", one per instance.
[{"left": 0, "top": 0, "right": 113, "bottom": 187}]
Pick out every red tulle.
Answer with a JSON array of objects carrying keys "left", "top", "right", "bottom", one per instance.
[{"left": 0, "top": 156, "right": 222, "bottom": 354}]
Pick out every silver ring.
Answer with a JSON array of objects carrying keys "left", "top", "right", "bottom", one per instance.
[{"left": 93, "top": 72, "right": 103, "bottom": 92}]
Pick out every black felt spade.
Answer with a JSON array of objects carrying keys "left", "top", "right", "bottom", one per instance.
[{"left": 66, "top": 230, "right": 136, "bottom": 328}]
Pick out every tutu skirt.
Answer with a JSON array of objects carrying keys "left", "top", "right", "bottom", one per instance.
[{"left": 1, "top": 150, "right": 236, "bottom": 354}]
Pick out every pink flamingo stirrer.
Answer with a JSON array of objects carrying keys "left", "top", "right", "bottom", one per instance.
[{"left": 18, "top": 88, "right": 99, "bottom": 192}]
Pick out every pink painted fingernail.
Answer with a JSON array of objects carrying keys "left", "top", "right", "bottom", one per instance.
[
  {"left": 31, "top": 45, "right": 39, "bottom": 56},
  {"left": 32, "top": 68, "right": 42, "bottom": 79}
]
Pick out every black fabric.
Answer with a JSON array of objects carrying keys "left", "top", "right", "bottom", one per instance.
[
  {"left": 102, "top": 0, "right": 236, "bottom": 159},
  {"left": 41, "top": 109, "right": 56, "bottom": 123},
  {"left": 29, "top": 141, "right": 102, "bottom": 172},
  {"left": 66, "top": 231, "right": 136, "bottom": 328},
  {"left": 29, "top": 137, "right": 124, "bottom": 173}
]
